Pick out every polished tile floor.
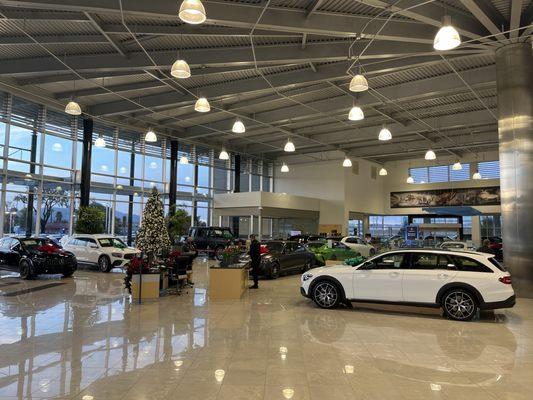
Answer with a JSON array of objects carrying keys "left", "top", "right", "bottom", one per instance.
[{"left": 0, "top": 258, "right": 532, "bottom": 400}]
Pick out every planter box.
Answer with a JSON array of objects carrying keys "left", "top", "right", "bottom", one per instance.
[
  {"left": 209, "top": 266, "right": 248, "bottom": 300},
  {"left": 131, "top": 274, "right": 160, "bottom": 300}
]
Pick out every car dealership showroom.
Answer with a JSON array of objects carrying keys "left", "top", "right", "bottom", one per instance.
[{"left": 0, "top": 0, "right": 532, "bottom": 399}]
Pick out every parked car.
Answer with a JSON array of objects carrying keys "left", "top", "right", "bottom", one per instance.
[
  {"left": 340, "top": 236, "right": 376, "bottom": 257},
  {"left": 439, "top": 241, "right": 477, "bottom": 251},
  {"left": 307, "top": 241, "right": 360, "bottom": 266},
  {"left": 188, "top": 226, "right": 237, "bottom": 259},
  {"left": 482, "top": 236, "right": 503, "bottom": 250},
  {"left": 300, "top": 249, "right": 515, "bottom": 321},
  {"left": 0, "top": 236, "right": 77, "bottom": 279},
  {"left": 62, "top": 234, "right": 138, "bottom": 272},
  {"left": 256, "top": 240, "right": 316, "bottom": 279}
]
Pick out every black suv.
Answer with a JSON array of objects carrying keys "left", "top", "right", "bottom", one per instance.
[{"left": 188, "top": 227, "right": 236, "bottom": 259}]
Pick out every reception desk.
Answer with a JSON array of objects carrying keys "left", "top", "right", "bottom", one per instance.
[{"left": 209, "top": 263, "right": 249, "bottom": 300}]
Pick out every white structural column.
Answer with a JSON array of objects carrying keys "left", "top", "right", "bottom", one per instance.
[{"left": 495, "top": 43, "right": 533, "bottom": 297}]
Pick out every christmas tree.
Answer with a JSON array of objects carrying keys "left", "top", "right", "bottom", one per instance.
[{"left": 136, "top": 188, "right": 171, "bottom": 258}]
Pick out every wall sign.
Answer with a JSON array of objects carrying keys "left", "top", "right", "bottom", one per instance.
[{"left": 390, "top": 186, "right": 500, "bottom": 208}]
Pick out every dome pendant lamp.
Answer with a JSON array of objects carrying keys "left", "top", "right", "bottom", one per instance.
[
  {"left": 219, "top": 148, "right": 229, "bottom": 160},
  {"left": 280, "top": 163, "right": 289, "bottom": 173},
  {"left": 284, "top": 139, "right": 295, "bottom": 152},
  {"left": 145, "top": 128, "right": 157, "bottom": 142},
  {"left": 433, "top": 15, "right": 461, "bottom": 51},
  {"left": 178, "top": 0, "right": 207, "bottom": 25},
  {"left": 348, "top": 100, "right": 364, "bottom": 121},
  {"left": 379, "top": 167, "right": 388, "bottom": 176},
  {"left": 180, "top": 155, "right": 189, "bottom": 164},
  {"left": 94, "top": 134, "right": 106, "bottom": 148},
  {"left": 232, "top": 119, "right": 245, "bottom": 133},
  {"left": 452, "top": 161, "right": 462, "bottom": 170},
  {"left": 65, "top": 100, "right": 82, "bottom": 116},
  {"left": 378, "top": 126, "right": 392, "bottom": 141},
  {"left": 425, "top": 149, "right": 436, "bottom": 160},
  {"left": 406, "top": 175, "right": 414, "bottom": 184},
  {"left": 473, "top": 170, "right": 482, "bottom": 180},
  {"left": 342, "top": 157, "right": 352, "bottom": 168},
  {"left": 194, "top": 97, "right": 210, "bottom": 112},
  {"left": 171, "top": 59, "right": 191, "bottom": 78},
  {"left": 349, "top": 66, "right": 369, "bottom": 92}
]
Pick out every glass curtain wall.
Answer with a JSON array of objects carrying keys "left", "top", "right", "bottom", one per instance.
[{"left": 0, "top": 91, "right": 248, "bottom": 239}]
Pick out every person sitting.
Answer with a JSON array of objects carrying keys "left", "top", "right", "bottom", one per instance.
[{"left": 477, "top": 239, "right": 495, "bottom": 254}]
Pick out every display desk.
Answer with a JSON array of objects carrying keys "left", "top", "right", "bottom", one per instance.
[{"left": 209, "top": 263, "right": 249, "bottom": 300}]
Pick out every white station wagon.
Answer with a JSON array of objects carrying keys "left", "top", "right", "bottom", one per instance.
[
  {"left": 62, "top": 234, "right": 139, "bottom": 272},
  {"left": 301, "top": 249, "right": 515, "bottom": 321}
]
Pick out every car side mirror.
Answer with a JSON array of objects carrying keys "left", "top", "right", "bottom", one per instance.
[{"left": 446, "top": 263, "right": 457, "bottom": 270}]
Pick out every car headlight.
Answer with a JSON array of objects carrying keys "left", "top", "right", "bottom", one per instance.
[
  {"left": 302, "top": 273, "right": 313, "bottom": 281},
  {"left": 111, "top": 252, "right": 123, "bottom": 258}
]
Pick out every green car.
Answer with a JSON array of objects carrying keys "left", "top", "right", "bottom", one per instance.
[{"left": 306, "top": 241, "right": 360, "bottom": 266}]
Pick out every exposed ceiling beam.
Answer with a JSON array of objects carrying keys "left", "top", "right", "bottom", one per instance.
[
  {"left": 83, "top": 12, "right": 127, "bottom": 57},
  {"left": 15, "top": 71, "right": 146, "bottom": 86},
  {"left": 0, "top": 0, "right": 439, "bottom": 44},
  {"left": 182, "top": 65, "right": 496, "bottom": 137},
  {"left": 351, "top": 0, "right": 495, "bottom": 44},
  {"left": 0, "top": 6, "right": 87, "bottom": 21},
  {"left": 459, "top": 0, "right": 507, "bottom": 41},
  {"left": 100, "top": 24, "right": 301, "bottom": 37},
  {"left": 306, "top": 0, "right": 324, "bottom": 17},
  {"left": 510, "top": 0, "right": 524, "bottom": 40},
  {"left": 0, "top": 40, "right": 438, "bottom": 76},
  {"left": 0, "top": 34, "right": 109, "bottom": 45}
]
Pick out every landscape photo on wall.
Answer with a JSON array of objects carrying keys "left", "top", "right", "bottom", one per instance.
[{"left": 390, "top": 186, "right": 500, "bottom": 208}]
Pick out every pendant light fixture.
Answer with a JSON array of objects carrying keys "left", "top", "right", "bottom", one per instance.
[
  {"left": 284, "top": 138, "right": 295, "bottom": 152},
  {"left": 378, "top": 126, "right": 392, "bottom": 141},
  {"left": 452, "top": 161, "right": 462, "bottom": 170},
  {"left": 94, "top": 134, "right": 106, "bottom": 148},
  {"left": 65, "top": 100, "right": 82, "bottom": 116},
  {"left": 65, "top": 79, "right": 82, "bottom": 115},
  {"left": 280, "top": 163, "right": 289, "bottom": 173},
  {"left": 348, "top": 101, "right": 364, "bottom": 121},
  {"left": 473, "top": 170, "right": 482, "bottom": 180},
  {"left": 194, "top": 97, "right": 210, "bottom": 112},
  {"left": 178, "top": 0, "right": 206, "bottom": 25},
  {"left": 379, "top": 167, "right": 388, "bottom": 176},
  {"left": 171, "top": 59, "right": 191, "bottom": 78},
  {"left": 349, "top": 66, "right": 369, "bottom": 92},
  {"left": 232, "top": 119, "right": 245, "bottom": 134},
  {"left": 219, "top": 148, "right": 229, "bottom": 160},
  {"left": 179, "top": 155, "right": 189, "bottom": 164},
  {"left": 342, "top": 156, "right": 352, "bottom": 168},
  {"left": 145, "top": 128, "right": 157, "bottom": 142},
  {"left": 406, "top": 175, "right": 414, "bottom": 184},
  {"left": 425, "top": 149, "right": 436, "bottom": 160},
  {"left": 433, "top": 15, "right": 461, "bottom": 51}
]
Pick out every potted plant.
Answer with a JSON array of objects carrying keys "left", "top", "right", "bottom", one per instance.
[{"left": 220, "top": 245, "right": 241, "bottom": 267}]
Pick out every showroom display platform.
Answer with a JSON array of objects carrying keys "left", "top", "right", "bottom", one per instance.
[
  {"left": 209, "top": 263, "right": 248, "bottom": 300},
  {"left": 0, "top": 259, "right": 531, "bottom": 400}
]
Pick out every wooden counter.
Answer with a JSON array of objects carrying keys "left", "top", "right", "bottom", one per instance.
[{"left": 209, "top": 264, "right": 249, "bottom": 300}]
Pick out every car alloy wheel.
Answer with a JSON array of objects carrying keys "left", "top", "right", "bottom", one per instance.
[
  {"left": 313, "top": 281, "right": 339, "bottom": 308},
  {"left": 270, "top": 263, "right": 279, "bottom": 279},
  {"left": 19, "top": 260, "right": 33, "bottom": 280},
  {"left": 98, "top": 256, "right": 111, "bottom": 272},
  {"left": 443, "top": 290, "right": 477, "bottom": 321}
]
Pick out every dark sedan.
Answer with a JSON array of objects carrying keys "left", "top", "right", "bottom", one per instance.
[
  {"left": 0, "top": 237, "right": 77, "bottom": 279},
  {"left": 257, "top": 240, "right": 316, "bottom": 279}
]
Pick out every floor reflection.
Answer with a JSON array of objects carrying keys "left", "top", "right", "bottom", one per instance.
[{"left": 0, "top": 258, "right": 531, "bottom": 400}]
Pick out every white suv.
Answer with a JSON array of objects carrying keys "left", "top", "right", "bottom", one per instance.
[
  {"left": 62, "top": 234, "right": 139, "bottom": 272},
  {"left": 301, "top": 249, "right": 515, "bottom": 321},
  {"left": 340, "top": 236, "right": 376, "bottom": 257}
]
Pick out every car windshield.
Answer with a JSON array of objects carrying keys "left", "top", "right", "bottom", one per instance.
[
  {"left": 20, "top": 238, "right": 53, "bottom": 249},
  {"left": 264, "top": 242, "right": 284, "bottom": 253},
  {"left": 98, "top": 238, "right": 127, "bottom": 249}
]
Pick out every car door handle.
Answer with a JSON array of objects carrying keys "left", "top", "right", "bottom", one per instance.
[
  {"left": 389, "top": 271, "right": 400, "bottom": 278},
  {"left": 438, "top": 273, "right": 449, "bottom": 279}
]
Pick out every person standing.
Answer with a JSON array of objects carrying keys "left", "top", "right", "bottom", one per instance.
[
  {"left": 249, "top": 234, "right": 261, "bottom": 289},
  {"left": 477, "top": 239, "right": 495, "bottom": 255}
]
